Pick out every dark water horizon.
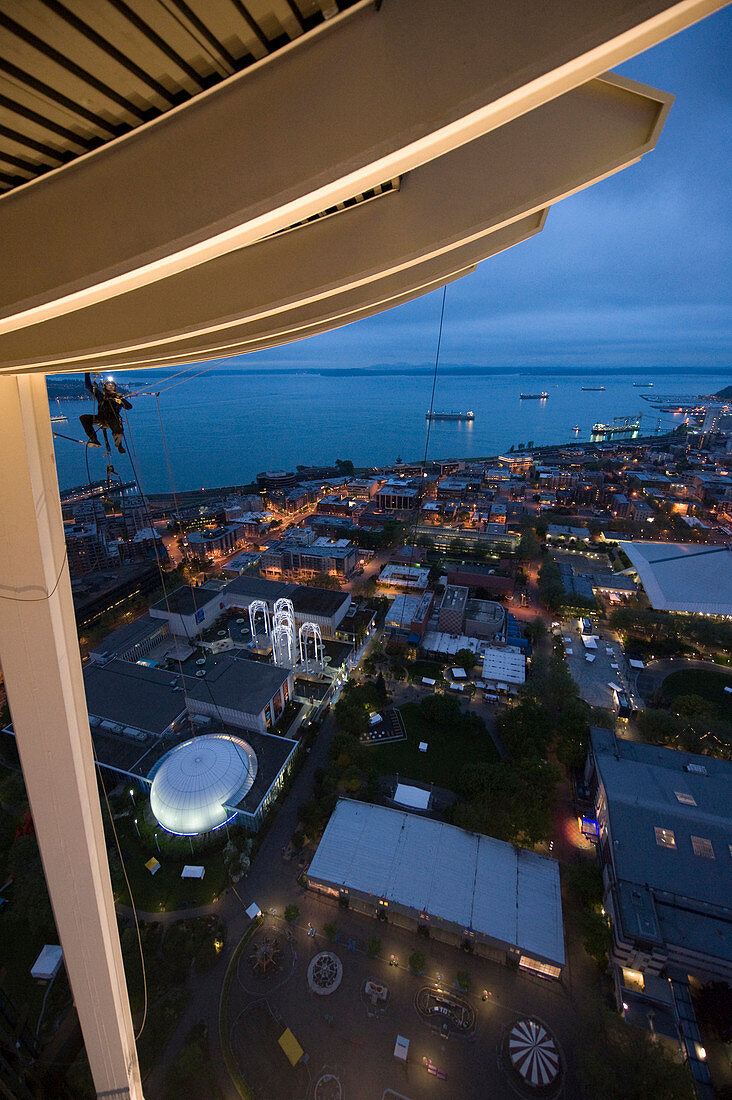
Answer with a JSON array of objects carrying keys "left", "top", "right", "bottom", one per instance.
[{"left": 50, "top": 364, "right": 730, "bottom": 495}]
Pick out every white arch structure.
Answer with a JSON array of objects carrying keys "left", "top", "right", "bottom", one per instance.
[
  {"left": 0, "top": 2, "right": 721, "bottom": 1094},
  {"left": 299, "top": 622, "right": 324, "bottom": 674},
  {"left": 272, "top": 598, "right": 297, "bottom": 668},
  {"left": 248, "top": 599, "right": 271, "bottom": 641}
]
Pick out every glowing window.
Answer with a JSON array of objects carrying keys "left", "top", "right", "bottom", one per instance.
[
  {"left": 691, "top": 836, "right": 714, "bottom": 859},
  {"left": 654, "top": 827, "right": 676, "bottom": 849},
  {"left": 674, "top": 791, "right": 697, "bottom": 806}
]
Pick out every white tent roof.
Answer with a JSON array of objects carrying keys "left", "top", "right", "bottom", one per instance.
[
  {"left": 394, "top": 783, "right": 431, "bottom": 810},
  {"left": 308, "top": 800, "right": 564, "bottom": 966},
  {"left": 481, "top": 646, "right": 526, "bottom": 685}
]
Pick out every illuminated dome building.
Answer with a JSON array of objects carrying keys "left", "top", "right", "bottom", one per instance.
[
  {"left": 150, "top": 734, "right": 257, "bottom": 836},
  {"left": 0, "top": 1, "right": 724, "bottom": 1094}
]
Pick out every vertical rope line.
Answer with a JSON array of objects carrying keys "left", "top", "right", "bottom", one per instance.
[{"left": 395, "top": 284, "right": 447, "bottom": 636}]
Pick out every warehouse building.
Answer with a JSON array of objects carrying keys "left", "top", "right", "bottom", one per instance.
[{"left": 307, "top": 800, "right": 565, "bottom": 978}]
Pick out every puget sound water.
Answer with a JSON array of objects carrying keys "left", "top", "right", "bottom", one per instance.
[{"left": 50, "top": 365, "right": 730, "bottom": 494}]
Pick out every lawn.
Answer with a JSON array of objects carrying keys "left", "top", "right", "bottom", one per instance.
[
  {"left": 364, "top": 701, "right": 499, "bottom": 789},
  {"left": 662, "top": 668, "right": 732, "bottom": 715},
  {"left": 109, "top": 816, "right": 228, "bottom": 912},
  {"left": 405, "top": 659, "right": 445, "bottom": 683}
]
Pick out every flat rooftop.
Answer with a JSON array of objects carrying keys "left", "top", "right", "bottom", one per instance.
[
  {"left": 441, "top": 585, "right": 469, "bottom": 612},
  {"left": 591, "top": 728, "right": 732, "bottom": 961},
  {"left": 481, "top": 646, "right": 526, "bottom": 685},
  {"left": 89, "top": 614, "right": 166, "bottom": 658},
  {"left": 290, "top": 586, "right": 350, "bottom": 619},
  {"left": 223, "top": 575, "right": 349, "bottom": 620},
  {"left": 186, "top": 654, "right": 290, "bottom": 714},
  {"left": 84, "top": 660, "right": 186, "bottom": 736},
  {"left": 379, "top": 564, "right": 430, "bottom": 589},
  {"left": 224, "top": 575, "right": 297, "bottom": 604},
  {"left": 386, "top": 593, "right": 433, "bottom": 628},
  {"left": 308, "top": 800, "right": 564, "bottom": 967},
  {"left": 618, "top": 541, "right": 732, "bottom": 614},
  {"left": 151, "top": 585, "right": 217, "bottom": 617}
]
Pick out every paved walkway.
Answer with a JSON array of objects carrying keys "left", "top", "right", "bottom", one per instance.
[{"left": 142, "top": 709, "right": 341, "bottom": 1098}]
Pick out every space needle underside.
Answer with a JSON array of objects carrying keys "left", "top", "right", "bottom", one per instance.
[{"left": 0, "top": 1, "right": 724, "bottom": 1096}]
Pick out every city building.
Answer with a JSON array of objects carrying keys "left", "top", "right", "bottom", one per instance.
[
  {"left": 150, "top": 585, "right": 223, "bottom": 639},
  {"left": 260, "top": 536, "right": 357, "bottom": 578},
  {"left": 185, "top": 523, "right": 245, "bottom": 557},
  {"left": 0, "top": 0, "right": 715, "bottom": 1090},
  {"left": 446, "top": 563, "right": 515, "bottom": 599},
  {"left": 88, "top": 615, "right": 170, "bottom": 664},
  {"left": 307, "top": 800, "right": 565, "bottom": 977},
  {"left": 481, "top": 646, "right": 526, "bottom": 689},
  {"left": 586, "top": 728, "right": 731, "bottom": 1095},
  {"left": 438, "top": 585, "right": 469, "bottom": 633},
  {"left": 376, "top": 482, "right": 421, "bottom": 510},
  {"left": 618, "top": 541, "right": 732, "bottom": 615},
  {"left": 222, "top": 575, "right": 351, "bottom": 638},
  {"left": 378, "top": 563, "right": 431, "bottom": 591},
  {"left": 384, "top": 592, "right": 435, "bottom": 642}
]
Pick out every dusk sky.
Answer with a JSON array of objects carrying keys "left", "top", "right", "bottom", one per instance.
[{"left": 239, "top": 7, "right": 731, "bottom": 375}]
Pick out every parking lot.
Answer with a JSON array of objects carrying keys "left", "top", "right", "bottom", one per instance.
[{"left": 556, "top": 620, "right": 640, "bottom": 711}]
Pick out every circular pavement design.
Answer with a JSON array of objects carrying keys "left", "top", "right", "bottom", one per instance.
[
  {"left": 308, "top": 951, "right": 343, "bottom": 995},
  {"left": 314, "top": 1072, "right": 343, "bottom": 1100},
  {"left": 506, "top": 1017, "right": 561, "bottom": 1090}
]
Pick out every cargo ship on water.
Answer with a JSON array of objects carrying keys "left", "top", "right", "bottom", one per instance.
[
  {"left": 425, "top": 410, "right": 475, "bottom": 421},
  {"left": 519, "top": 392, "right": 548, "bottom": 399},
  {"left": 582, "top": 385, "right": 605, "bottom": 391},
  {"left": 591, "top": 417, "right": 641, "bottom": 436}
]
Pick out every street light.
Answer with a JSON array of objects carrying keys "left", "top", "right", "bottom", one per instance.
[{"left": 133, "top": 818, "right": 140, "bottom": 838}]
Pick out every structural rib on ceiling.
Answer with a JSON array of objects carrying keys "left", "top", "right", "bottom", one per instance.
[
  {"left": 0, "top": 74, "right": 670, "bottom": 374},
  {"left": 0, "top": 0, "right": 719, "bottom": 338},
  {"left": 0, "top": 0, "right": 360, "bottom": 195}
]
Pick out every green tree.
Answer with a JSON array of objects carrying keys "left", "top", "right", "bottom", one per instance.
[
  {"left": 576, "top": 1009, "right": 695, "bottom": 1099},
  {"left": 323, "top": 921, "right": 338, "bottom": 942},
  {"left": 284, "top": 904, "right": 300, "bottom": 923},
  {"left": 367, "top": 936, "right": 382, "bottom": 958},
  {"left": 408, "top": 951, "right": 426, "bottom": 974},
  {"left": 305, "top": 571, "right": 342, "bottom": 590},
  {"left": 456, "top": 970, "right": 471, "bottom": 992},
  {"left": 454, "top": 648, "right": 479, "bottom": 671},
  {"left": 497, "top": 698, "right": 553, "bottom": 760},
  {"left": 518, "top": 529, "right": 540, "bottom": 560},
  {"left": 636, "top": 708, "right": 684, "bottom": 747}
]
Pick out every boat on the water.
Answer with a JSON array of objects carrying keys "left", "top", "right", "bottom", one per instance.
[
  {"left": 582, "top": 386, "right": 605, "bottom": 391},
  {"left": 425, "top": 410, "right": 475, "bottom": 421},
  {"left": 633, "top": 382, "right": 654, "bottom": 387},
  {"left": 519, "top": 392, "right": 548, "bottom": 399},
  {"left": 592, "top": 418, "right": 641, "bottom": 436}
]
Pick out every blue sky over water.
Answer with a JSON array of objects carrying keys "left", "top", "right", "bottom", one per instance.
[{"left": 236, "top": 9, "right": 731, "bottom": 374}]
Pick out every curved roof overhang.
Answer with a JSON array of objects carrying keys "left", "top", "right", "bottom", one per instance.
[
  {"left": 0, "top": 72, "right": 672, "bottom": 374},
  {"left": 0, "top": 0, "right": 722, "bottom": 375}
]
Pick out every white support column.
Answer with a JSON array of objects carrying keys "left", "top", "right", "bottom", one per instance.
[{"left": 0, "top": 374, "right": 143, "bottom": 1099}]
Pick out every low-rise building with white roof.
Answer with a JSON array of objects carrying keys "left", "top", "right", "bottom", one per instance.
[{"left": 307, "top": 799, "right": 565, "bottom": 977}]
